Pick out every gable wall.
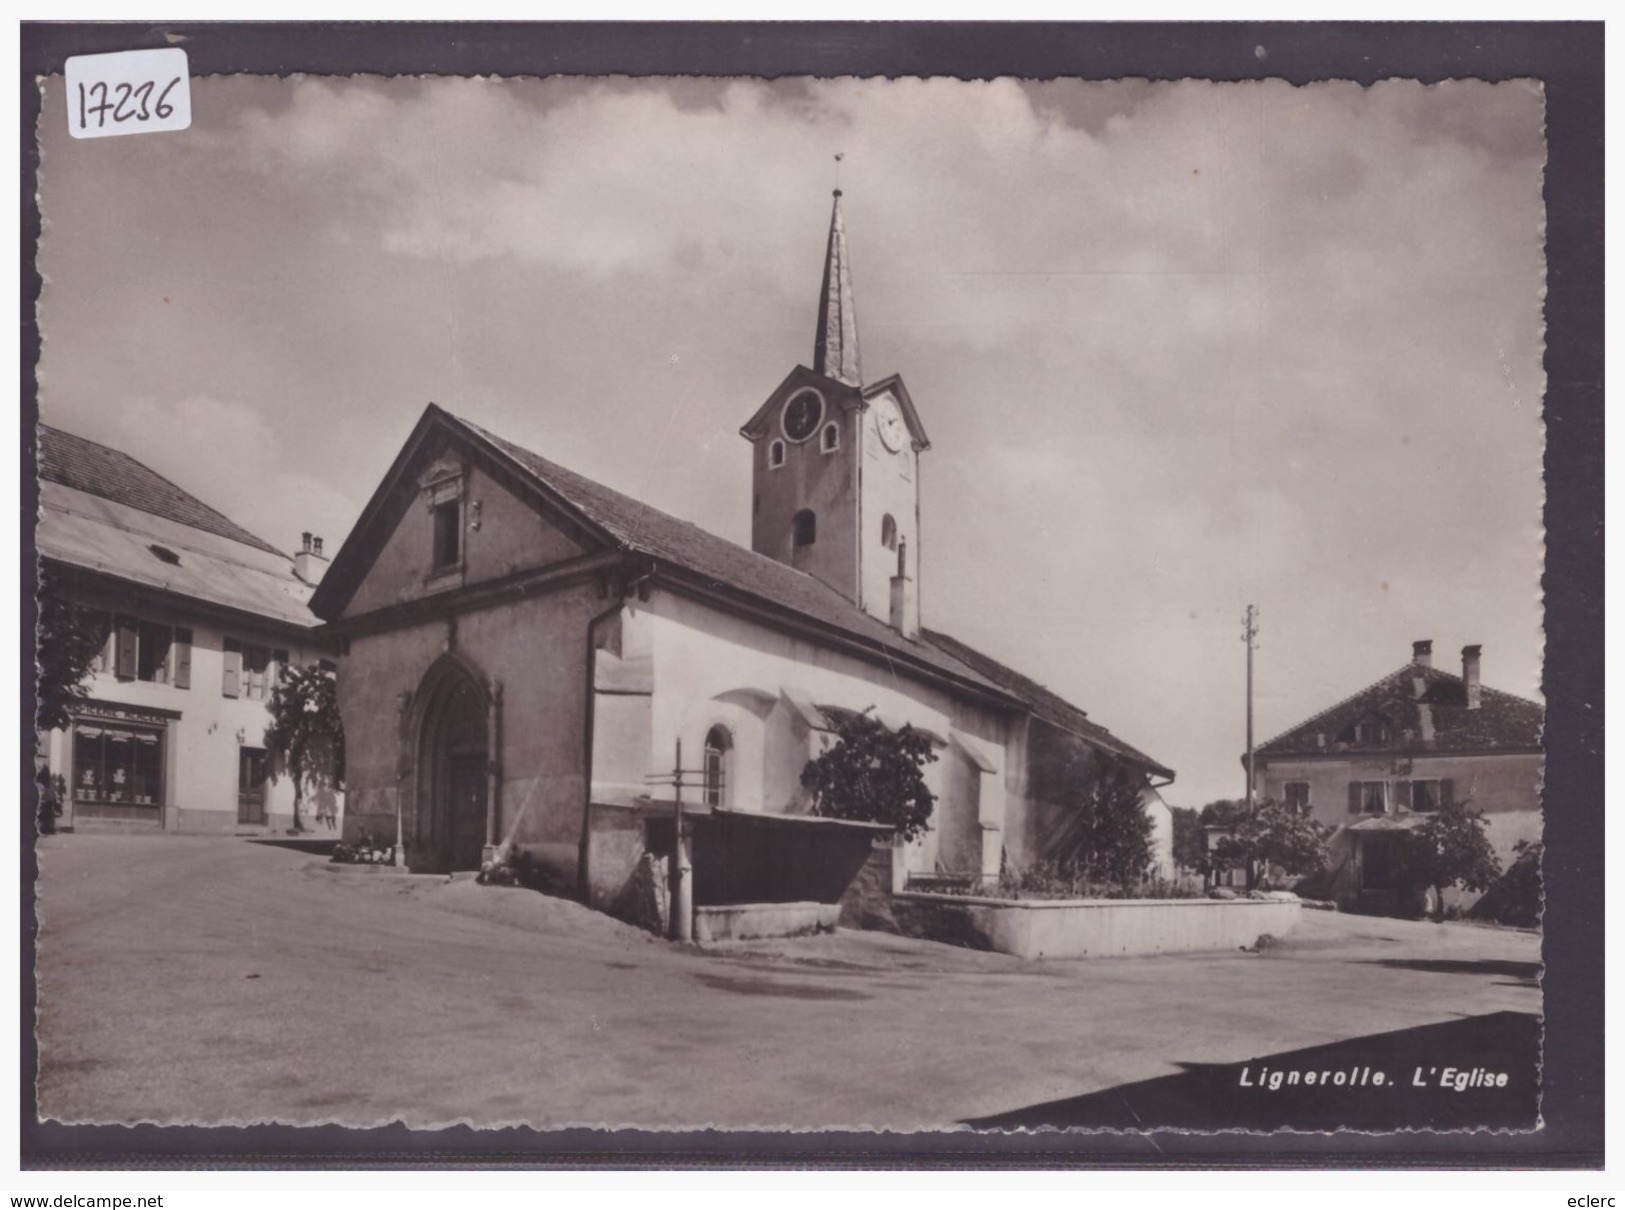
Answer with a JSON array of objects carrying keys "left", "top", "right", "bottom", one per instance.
[{"left": 344, "top": 462, "right": 587, "bottom": 619}]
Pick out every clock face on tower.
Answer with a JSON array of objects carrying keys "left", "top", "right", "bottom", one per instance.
[
  {"left": 782, "top": 390, "right": 824, "bottom": 442},
  {"left": 876, "top": 396, "right": 907, "bottom": 453}
]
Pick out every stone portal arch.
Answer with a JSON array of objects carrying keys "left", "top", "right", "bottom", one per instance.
[{"left": 409, "top": 653, "right": 498, "bottom": 872}]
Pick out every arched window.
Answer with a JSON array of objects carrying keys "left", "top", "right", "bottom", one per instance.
[
  {"left": 768, "top": 440, "right": 786, "bottom": 469},
  {"left": 821, "top": 422, "right": 840, "bottom": 453},
  {"left": 793, "top": 509, "right": 816, "bottom": 548},
  {"left": 703, "top": 725, "right": 731, "bottom": 808},
  {"left": 881, "top": 513, "right": 897, "bottom": 550}
]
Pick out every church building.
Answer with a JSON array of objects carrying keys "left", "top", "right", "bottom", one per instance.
[{"left": 312, "top": 194, "right": 1174, "bottom": 923}]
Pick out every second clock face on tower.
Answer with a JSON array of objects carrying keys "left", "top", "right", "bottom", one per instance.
[
  {"left": 875, "top": 396, "right": 907, "bottom": 452},
  {"left": 782, "top": 390, "right": 824, "bottom": 443}
]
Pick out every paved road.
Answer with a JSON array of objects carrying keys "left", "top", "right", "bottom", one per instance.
[{"left": 33, "top": 834, "right": 1541, "bottom": 1131}]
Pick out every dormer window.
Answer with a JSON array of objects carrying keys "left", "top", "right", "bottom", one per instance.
[
  {"left": 1338, "top": 715, "right": 1390, "bottom": 746},
  {"left": 768, "top": 440, "right": 786, "bottom": 469},
  {"left": 793, "top": 509, "right": 816, "bottom": 548},
  {"left": 821, "top": 422, "right": 840, "bottom": 453}
]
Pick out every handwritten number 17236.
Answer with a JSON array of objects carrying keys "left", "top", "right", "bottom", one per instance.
[{"left": 76, "top": 78, "right": 182, "bottom": 131}]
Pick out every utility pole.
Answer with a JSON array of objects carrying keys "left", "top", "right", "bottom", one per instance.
[{"left": 1243, "top": 604, "right": 1259, "bottom": 810}]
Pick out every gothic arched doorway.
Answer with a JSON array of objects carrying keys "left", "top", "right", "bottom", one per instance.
[{"left": 414, "top": 660, "right": 491, "bottom": 873}]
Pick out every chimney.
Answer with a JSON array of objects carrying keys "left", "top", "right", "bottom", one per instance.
[
  {"left": 1412, "top": 639, "right": 1433, "bottom": 668},
  {"left": 889, "top": 538, "right": 919, "bottom": 640},
  {"left": 295, "top": 533, "right": 329, "bottom": 586},
  {"left": 1461, "top": 644, "right": 1482, "bottom": 710}
]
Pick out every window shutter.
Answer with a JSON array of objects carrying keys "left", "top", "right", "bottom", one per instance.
[
  {"left": 222, "top": 639, "right": 241, "bottom": 698},
  {"left": 173, "top": 629, "right": 192, "bottom": 689},
  {"left": 114, "top": 617, "right": 138, "bottom": 680},
  {"left": 1394, "top": 780, "right": 1413, "bottom": 810},
  {"left": 1348, "top": 782, "right": 1362, "bottom": 814},
  {"left": 1440, "top": 778, "right": 1455, "bottom": 807}
]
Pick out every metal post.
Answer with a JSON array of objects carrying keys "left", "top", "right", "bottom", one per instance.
[
  {"left": 1243, "top": 605, "right": 1258, "bottom": 810},
  {"left": 671, "top": 738, "right": 693, "bottom": 943}
]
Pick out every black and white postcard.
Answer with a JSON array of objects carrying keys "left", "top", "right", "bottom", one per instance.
[{"left": 22, "top": 22, "right": 1603, "bottom": 1172}]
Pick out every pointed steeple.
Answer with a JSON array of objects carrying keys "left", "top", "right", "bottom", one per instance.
[{"left": 813, "top": 190, "right": 862, "bottom": 386}]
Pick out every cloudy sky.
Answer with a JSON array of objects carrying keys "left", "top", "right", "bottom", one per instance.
[{"left": 35, "top": 73, "right": 1546, "bottom": 807}]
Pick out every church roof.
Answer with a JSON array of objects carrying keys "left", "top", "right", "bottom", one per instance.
[
  {"left": 814, "top": 190, "right": 861, "bottom": 386},
  {"left": 38, "top": 424, "right": 285, "bottom": 557},
  {"left": 921, "top": 628, "right": 1176, "bottom": 779},
  {"left": 1254, "top": 660, "right": 1543, "bottom": 760}
]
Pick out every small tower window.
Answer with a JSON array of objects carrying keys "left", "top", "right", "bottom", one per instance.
[
  {"left": 768, "top": 440, "right": 786, "bottom": 469},
  {"left": 881, "top": 513, "right": 897, "bottom": 550},
  {"left": 793, "top": 509, "right": 817, "bottom": 548},
  {"left": 703, "top": 725, "right": 732, "bottom": 808},
  {"left": 821, "top": 422, "right": 840, "bottom": 453}
]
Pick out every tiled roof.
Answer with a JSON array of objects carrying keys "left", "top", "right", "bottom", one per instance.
[
  {"left": 38, "top": 481, "right": 322, "bottom": 630},
  {"left": 449, "top": 413, "right": 1013, "bottom": 702},
  {"left": 921, "top": 628, "right": 1176, "bottom": 779},
  {"left": 1255, "top": 663, "right": 1543, "bottom": 759},
  {"left": 38, "top": 425, "right": 285, "bottom": 557}
]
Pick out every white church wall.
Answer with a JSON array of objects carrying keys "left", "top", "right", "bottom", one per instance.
[{"left": 627, "top": 588, "right": 1011, "bottom": 877}]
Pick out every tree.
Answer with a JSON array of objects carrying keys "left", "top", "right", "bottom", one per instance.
[
  {"left": 1170, "top": 805, "right": 1207, "bottom": 874},
  {"left": 1395, "top": 799, "right": 1502, "bottom": 921},
  {"left": 1045, "top": 753, "right": 1155, "bottom": 886},
  {"left": 1211, "top": 798, "right": 1330, "bottom": 891},
  {"left": 800, "top": 708, "right": 937, "bottom": 842},
  {"left": 35, "top": 575, "right": 110, "bottom": 734},
  {"left": 264, "top": 663, "right": 346, "bottom": 834}
]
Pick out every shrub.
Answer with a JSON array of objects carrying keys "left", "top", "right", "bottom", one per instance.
[{"left": 801, "top": 708, "right": 937, "bottom": 841}]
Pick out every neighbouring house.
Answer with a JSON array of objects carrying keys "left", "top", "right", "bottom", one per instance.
[
  {"left": 1249, "top": 639, "right": 1543, "bottom": 914},
  {"left": 310, "top": 193, "right": 1174, "bottom": 929},
  {"left": 35, "top": 425, "right": 342, "bottom": 835}
]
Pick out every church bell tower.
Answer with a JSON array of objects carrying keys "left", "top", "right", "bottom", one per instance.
[{"left": 738, "top": 190, "right": 931, "bottom": 639}]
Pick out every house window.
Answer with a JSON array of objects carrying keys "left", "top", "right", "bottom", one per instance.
[
  {"left": 1348, "top": 781, "right": 1388, "bottom": 815},
  {"left": 881, "top": 513, "right": 897, "bottom": 550},
  {"left": 792, "top": 509, "right": 816, "bottom": 548},
  {"left": 1283, "top": 781, "right": 1311, "bottom": 814},
  {"left": 242, "top": 644, "right": 272, "bottom": 701},
  {"left": 72, "top": 721, "right": 164, "bottom": 806},
  {"left": 82, "top": 610, "right": 115, "bottom": 674},
  {"left": 109, "top": 615, "right": 178, "bottom": 685},
  {"left": 1357, "top": 718, "right": 1389, "bottom": 745},
  {"left": 432, "top": 498, "right": 462, "bottom": 569},
  {"left": 821, "top": 422, "right": 840, "bottom": 453},
  {"left": 1399, "top": 779, "right": 1453, "bottom": 812},
  {"left": 136, "top": 620, "right": 172, "bottom": 684},
  {"left": 768, "top": 440, "right": 786, "bottom": 469},
  {"left": 702, "top": 725, "right": 731, "bottom": 808}
]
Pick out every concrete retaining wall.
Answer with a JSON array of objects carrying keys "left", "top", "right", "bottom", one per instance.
[
  {"left": 892, "top": 892, "right": 1302, "bottom": 959},
  {"left": 694, "top": 901, "right": 839, "bottom": 943}
]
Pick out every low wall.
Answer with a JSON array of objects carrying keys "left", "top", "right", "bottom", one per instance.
[
  {"left": 892, "top": 892, "right": 1302, "bottom": 959},
  {"left": 694, "top": 901, "right": 840, "bottom": 944}
]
